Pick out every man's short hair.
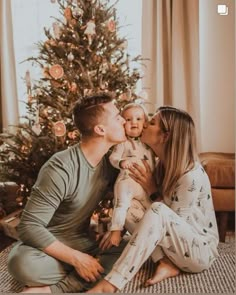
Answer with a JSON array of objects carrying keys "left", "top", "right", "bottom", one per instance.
[{"left": 73, "top": 92, "right": 114, "bottom": 137}]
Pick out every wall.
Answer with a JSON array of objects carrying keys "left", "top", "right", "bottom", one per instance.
[{"left": 199, "top": 0, "right": 235, "bottom": 153}]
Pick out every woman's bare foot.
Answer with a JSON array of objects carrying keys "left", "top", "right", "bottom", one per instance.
[
  {"left": 86, "top": 279, "right": 117, "bottom": 293},
  {"left": 145, "top": 257, "right": 180, "bottom": 287},
  {"left": 21, "top": 286, "right": 51, "bottom": 293}
]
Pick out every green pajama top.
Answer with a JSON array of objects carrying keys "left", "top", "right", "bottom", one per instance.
[{"left": 17, "top": 143, "right": 117, "bottom": 250}]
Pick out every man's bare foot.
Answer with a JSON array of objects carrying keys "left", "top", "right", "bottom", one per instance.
[
  {"left": 86, "top": 279, "right": 117, "bottom": 293},
  {"left": 145, "top": 257, "right": 180, "bottom": 287},
  {"left": 21, "top": 286, "right": 51, "bottom": 293}
]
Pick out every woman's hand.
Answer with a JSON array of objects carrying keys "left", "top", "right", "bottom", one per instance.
[{"left": 129, "top": 160, "right": 158, "bottom": 196}]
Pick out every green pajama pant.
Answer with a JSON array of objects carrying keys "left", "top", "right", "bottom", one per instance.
[{"left": 7, "top": 234, "right": 127, "bottom": 293}]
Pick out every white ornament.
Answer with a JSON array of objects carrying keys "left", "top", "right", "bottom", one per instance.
[
  {"left": 67, "top": 52, "right": 75, "bottom": 62},
  {"left": 52, "top": 22, "right": 61, "bottom": 39},
  {"left": 72, "top": 7, "right": 84, "bottom": 18},
  {"left": 32, "top": 124, "right": 41, "bottom": 136}
]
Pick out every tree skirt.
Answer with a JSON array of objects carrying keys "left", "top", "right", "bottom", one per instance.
[{"left": 0, "top": 235, "right": 235, "bottom": 293}]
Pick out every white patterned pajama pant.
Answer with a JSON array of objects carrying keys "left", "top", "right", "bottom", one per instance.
[{"left": 105, "top": 201, "right": 216, "bottom": 290}]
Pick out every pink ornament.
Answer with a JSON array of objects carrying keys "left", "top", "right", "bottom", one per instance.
[
  {"left": 54, "top": 121, "right": 66, "bottom": 137},
  {"left": 49, "top": 64, "right": 64, "bottom": 79},
  {"left": 107, "top": 20, "right": 116, "bottom": 32}
]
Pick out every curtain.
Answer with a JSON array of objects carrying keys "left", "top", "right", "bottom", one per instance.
[
  {"left": 141, "top": 0, "right": 200, "bottom": 148},
  {"left": 0, "top": 0, "right": 19, "bottom": 133}
]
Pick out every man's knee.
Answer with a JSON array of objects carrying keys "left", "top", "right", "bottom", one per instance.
[{"left": 8, "top": 244, "right": 44, "bottom": 286}]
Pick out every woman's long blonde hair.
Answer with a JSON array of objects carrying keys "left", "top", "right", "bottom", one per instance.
[{"left": 156, "top": 106, "right": 198, "bottom": 198}]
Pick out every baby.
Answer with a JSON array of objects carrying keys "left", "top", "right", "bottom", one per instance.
[{"left": 109, "top": 103, "right": 156, "bottom": 246}]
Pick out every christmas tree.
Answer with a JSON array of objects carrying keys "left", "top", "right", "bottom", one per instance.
[{"left": 0, "top": 0, "right": 144, "bottom": 202}]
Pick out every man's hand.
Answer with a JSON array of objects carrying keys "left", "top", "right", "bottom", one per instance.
[
  {"left": 44, "top": 240, "right": 104, "bottom": 283},
  {"left": 72, "top": 251, "right": 104, "bottom": 282}
]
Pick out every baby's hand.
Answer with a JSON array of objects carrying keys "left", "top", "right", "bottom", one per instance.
[
  {"left": 120, "top": 160, "right": 134, "bottom": 169},
  {"left": 110, "top": 231, "right": 122, "bottom": 246}
]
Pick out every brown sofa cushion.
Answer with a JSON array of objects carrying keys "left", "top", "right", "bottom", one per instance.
[
  {"left": 211, "top": 188, "right": 235, "bottom": 211},
  {"left": 199, "top": 152, "right": 235, "bottom": 188}
]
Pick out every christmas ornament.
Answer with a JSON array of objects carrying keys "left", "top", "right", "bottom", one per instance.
[
  {"left": 32, "top": 123, "right": 42, "bottom": 136},
  {"left": 107, "top": 19, "right": 116, "bottom": 32},
  {"left": 64, "top": 7, "right": 73, "bottom": 21},
  {"left": 16, "top": 184, "right": 25, "bottom": 207},
  {"left": 50, "top": 39, "right": 57, "bottom": 46},
  {"left": 54, "top": 121, "right": 66, "bottom": 137},
  {"left": 49, "top": 64, "right": 64, "bottom": 79},
  {"left": 100, "top": 58, "right": 109, "bottom": 74},
  {"left": 83, "top": 88, "right": 93, "bottom": 96},
  {"left": 83, "top": 18, "right": 96, "bottom": 46},
  {"left": 111, "top": 64, "right": 118, "bottom": 73},
  {"left": 69, "top": 82, "right": 77, "bottom": 92},
  {"left": 67, "top": 52, "right": 75, "bottom": 62},
  {"left": 88, "top": 70, "right": 97, "bottom": 77},
  {"left": 21, "top": 145, "right": 29, "bottom": 154},
  {"left": 99, "top": 78, "right": 108, "bottom": 90},
  {"left": 93, "top": 54, "right": 102, "bottom": 63},
  {"left": 52, "top": 22, "right": 61, "bottom": 39},
  {"left": 50, "top": 80, "right": 63, "bottom": 88},
  {"left": 70, "top": 19, "right": 77, "bottom": 26},
  {"left": 72, "top": 6, "right": 84, "bottom": 18},
  {"left": 68, "top": 130, "right": 79, "bottom": 139},
  {"left": 43, "top": 66, "right": 51, "bottom": 79}
]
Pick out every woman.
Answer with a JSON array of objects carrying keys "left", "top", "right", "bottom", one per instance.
[{"left": 88, "top": 106, "right": 219, "bottom": 293}]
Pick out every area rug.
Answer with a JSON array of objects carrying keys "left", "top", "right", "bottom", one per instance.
[{"left": 0, "top": 235, "right": 235, "bottom": 293}]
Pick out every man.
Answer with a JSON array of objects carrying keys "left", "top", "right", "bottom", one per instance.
[{"left": 8, "top": 93, "right": 127, "bottom": 293}]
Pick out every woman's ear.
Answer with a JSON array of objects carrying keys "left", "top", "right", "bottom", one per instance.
[
  {"left": 162, "top": 131, "right": 170, "bottom": 143},
  {"left": 94, "top": 125, "right": 105, "bottom": 136},
  {"left": 160, "top": 131, "right": 169, "bottom": 144}
]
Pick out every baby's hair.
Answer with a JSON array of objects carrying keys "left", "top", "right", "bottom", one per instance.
[{"left": 121, "top": 103, "right": 148, "bottom": 121}]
